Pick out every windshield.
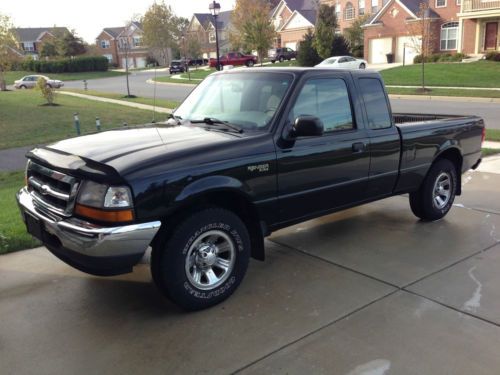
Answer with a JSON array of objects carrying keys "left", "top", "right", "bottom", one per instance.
[
  {"left": 320, "top": 58, "right": 337, "bottom": 65},
  {"left": 174, "top": 72, "right": 293, "bottom": 131}
]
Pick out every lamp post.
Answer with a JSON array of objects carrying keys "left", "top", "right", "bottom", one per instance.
[
  {"left": 181, "top": 32, "right": 191, "bottom": 81},
  {"left": 209, "top": 0, "right": 221, "bottom": 71}
]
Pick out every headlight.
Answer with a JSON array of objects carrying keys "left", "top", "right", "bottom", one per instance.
[
  {"left": 76, "top": 181, "right": 134, "bottom": 223},
  {"left": 104, "top": 186, "right": 132, "bottom": 208}
]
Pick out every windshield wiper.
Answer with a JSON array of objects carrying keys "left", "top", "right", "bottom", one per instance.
[{"left": 189, "top": 117, "right": 243, "bottom": 133}]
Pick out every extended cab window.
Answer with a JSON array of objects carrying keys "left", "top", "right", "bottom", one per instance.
[
  {"left": 291, "top": 78, "right": 354, "bottom": 133},
  {"left": 358, "top": 78, "right": 392, "bottom": 129}
]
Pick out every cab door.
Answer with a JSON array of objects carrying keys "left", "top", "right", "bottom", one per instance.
[{"left": 275, "top": 72, "right": 370, "bottom": 223}]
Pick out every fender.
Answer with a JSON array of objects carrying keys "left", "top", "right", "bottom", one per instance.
[{"left": 175, "top": 175, "right": 254, "bottom": 203}]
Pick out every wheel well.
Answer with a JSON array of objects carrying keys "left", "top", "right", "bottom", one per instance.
[
  {"left": 163, "top": 190, "right": 266, "bottom": 261},
  {"left": 435, "top": 148, "right": 463, "bottom": 195}
]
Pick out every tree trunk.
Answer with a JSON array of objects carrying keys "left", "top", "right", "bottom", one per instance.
[{"left": 0, "top": 70, "right": 6, "bottom": 91}]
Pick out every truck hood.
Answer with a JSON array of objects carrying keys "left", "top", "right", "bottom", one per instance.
[{"left": 44, "top": 125, "right": 237, "bottom": 175}]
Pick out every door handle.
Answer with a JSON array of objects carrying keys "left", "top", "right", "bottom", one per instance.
[{"left": 352, "top": 142, "right": 366, "bottom": 153}]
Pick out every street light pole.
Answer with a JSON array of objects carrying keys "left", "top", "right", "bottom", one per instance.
[{"left": 209, "top": 1, "right": 221, "bottom": 71}]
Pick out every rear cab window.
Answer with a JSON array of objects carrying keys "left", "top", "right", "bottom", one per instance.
[{"left": 358, "top": 78, "right": 392, "bottom": 129}]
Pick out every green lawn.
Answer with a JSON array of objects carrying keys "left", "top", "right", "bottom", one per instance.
[
  {"left": 387, "top": 87, "right": 500, "bottom": 98},
  {"left": 262, "top": 59, "right": 299, "bottom": 67},
  {"left": 4, "top": 70, "right": 127, "bottom": 85},
  {"left": 63, "top": 89, "right": 180, "bottom": 109},
  {"left": 381, "top": 61, "right": 500, "bottom": 88},
  {"left": 154, "top": 69, "right": 213, "bottom": 85},
  {"left": 482, "top": 148, "right": 500, "bottom": 157},
  {"left": 0, "top": 90, "right": 163, "bottom": 149},
  {"left": 0, "top": 171, "right": 40, "bottom": 254},
  {"left": 486, "top": 129, "right": 500, "bottom": 142},
  {"left": 179, "top": 68, "right": 215, "bottom": 80}
]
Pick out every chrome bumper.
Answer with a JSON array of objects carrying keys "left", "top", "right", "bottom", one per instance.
[{"left": 17, "top": 187, "right": 161, "bottom": 259}]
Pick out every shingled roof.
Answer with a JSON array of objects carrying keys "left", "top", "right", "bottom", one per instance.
[{"left": 13, "top": 27, "right": 69, "bottom": 42}]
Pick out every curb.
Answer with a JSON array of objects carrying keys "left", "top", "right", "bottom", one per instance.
[
  {"left": 59, "top": 91, "right": 173, "bottom": 113},
  {"left": 146, "top": 78, "right": 198, "bottom": 87},
  {"left": 388, "top": 94, "right": 500, "bottom": 103}
]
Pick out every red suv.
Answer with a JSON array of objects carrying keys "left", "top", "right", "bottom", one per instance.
[{"left": 209, "top": 52, "right": 257, "bottom": 69}]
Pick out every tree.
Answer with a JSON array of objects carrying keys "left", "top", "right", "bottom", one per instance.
[
  {"left": 58, "top": 30, "right": 86, "bottom": 57},
  {"left": 39, "top": 41, "right": 59, "bottom": 58},
  {"left": 142, "top": 1, "right": 180, "bottom": 66},
  {"left": 331, "top": 35, "right": 351, "bottom": 56},
  {"left": 344, "top": 15, "right": 370, "bottom": 57},
  {"left": 36, "top": 76, "right": 57, "bottom": 105},
  {"left": 231, "top": 0, "right": 276, "bottom": 65},
  {"left": 297, "top": 29, "right": 322, "bottom": 66},
  {"left": 313, "top": 4, "right": 338, "bottom": 59},
  {"left": 0, "top": 13, "right": 19, "bottom": 91},
  {"left": 406, "top": 2, "right": 438, "bottom": 91}
]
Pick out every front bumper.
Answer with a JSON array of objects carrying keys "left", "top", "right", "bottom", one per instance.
[{"left": 17, "top": 187, "right": 161, "bottom": 276}]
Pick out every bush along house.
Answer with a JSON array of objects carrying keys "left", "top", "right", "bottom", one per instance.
[{"left": 362, "top": 0, "right": 499, "bottom": 64}]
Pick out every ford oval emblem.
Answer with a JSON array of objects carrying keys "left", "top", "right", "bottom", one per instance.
[{"left": 40, "top": 185, "right": 50, "bottom": 195}]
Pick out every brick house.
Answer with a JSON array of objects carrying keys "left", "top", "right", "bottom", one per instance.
[
  {"left": 95, "top": 22, "right": 150, "bottom": 68},
  {"left": 12, "top": 27, "right": 70, "bottom": 59},
  {"left": 363, "top": 0, "right": 499, "bottom": 64},
  {"left": 271, "top": 0, "right": 386, "bottom": 51},
  {"left": 187, "top": 11, "right": 233, "bottom": 59}
]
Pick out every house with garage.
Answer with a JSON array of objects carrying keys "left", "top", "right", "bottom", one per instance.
[
  {"left": 12, "top": 27, "right": 70, "bottom": 59},
  {"left": 363, "top": 0, "right": 499, "bottom": 64},
  {"left": 96, "top": 22, "right": 149, "bottom": 68},
  {"left": 187, "top": 11, "right": 233, "bottom": 59}
]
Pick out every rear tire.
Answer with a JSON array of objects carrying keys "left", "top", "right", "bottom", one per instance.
[
  {"left": 151, "top": 208, "right": 250, "bottom": 311},
  {"left": 246, "top": 60, "right": 254, "bottom": 67},
  {"left": 409, "top": 159, "right": 458, "bottom": 221}
]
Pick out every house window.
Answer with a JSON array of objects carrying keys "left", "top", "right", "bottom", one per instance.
[
  {"left": 100, "top": 40, "right": 110, "bottom": 49},
  {"left": 335, "top": 3, "right": 341, "bottom": 19},
  {"left": 456, "top": 0, "right": 461, "bottom": 4},
  {"left": 440, "top": 22, "right": 459, "bottom": 50},
  {"left": 103, "top": 54, "right": 113, "bottom": 62},
  {"left": 23, "top": 42, "right": 35, "bottom": 52},
  {"left": 209, "top": 31, "right": 216, "bottom": 44},
  {"left": 436, "top": 0, "right": 446, "bottom": 7},
  {"left": 345, "top": 3, "right": 355, "bottom": 19},
  {"left": 371, "top": 0, "right": 379, "bottom": 12},
  {"left": 133, "top": 36, "right": 142, "bottom": 47},
  {"left": 359, "top": 0, "right": 365, "bottom": 15}
]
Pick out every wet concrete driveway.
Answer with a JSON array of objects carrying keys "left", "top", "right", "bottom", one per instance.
[{"left": 1, "top": 159, "right": 499, "bottom": 374}]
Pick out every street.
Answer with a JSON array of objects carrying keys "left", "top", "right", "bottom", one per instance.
[
  {"left": 1, "top": 158, "right": 500, "bottom": 374},
  {"left": 64, "top": 70, "right": 500, "bottom": 129}
]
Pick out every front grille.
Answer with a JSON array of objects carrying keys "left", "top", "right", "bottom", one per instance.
[{"left": 27, "top": 161, "right": 80, "bottom": 217}]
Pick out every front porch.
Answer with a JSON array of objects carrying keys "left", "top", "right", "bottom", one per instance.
[{"left": 458, "top": 1, "right": 500, "bottom": 54}]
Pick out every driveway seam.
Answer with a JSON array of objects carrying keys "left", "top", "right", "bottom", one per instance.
[{"left": 231, "top": 289, "right": 399, "bottom": 374}]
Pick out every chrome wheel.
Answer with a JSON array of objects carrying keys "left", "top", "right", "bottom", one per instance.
[
  {"left": 433, "top": 172, "right": 451, "bottom": 209},
  {"left": 185, "top": 230, "right": 236, "bottom": 290}
]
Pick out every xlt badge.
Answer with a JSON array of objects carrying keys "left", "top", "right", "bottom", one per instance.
[{"left": 247, "top": 163, "right": 269, "bottom": 173}]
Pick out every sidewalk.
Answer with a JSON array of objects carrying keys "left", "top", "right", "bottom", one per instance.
[{"left": 59, "top": 91, "right": 172, "bottom": 113}]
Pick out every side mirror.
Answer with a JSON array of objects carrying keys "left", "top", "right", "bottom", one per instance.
[{"left": 289, "top": 115, "right": 324, "bottom": 138}]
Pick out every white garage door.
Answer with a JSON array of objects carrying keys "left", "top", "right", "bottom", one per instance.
[
  {"left": 121, "top": 57, "right": 134, "bottom": 69},
  {"left": 396, "top": 36, "right": 421, "bottom": 64},
  {"left": 285, "top": 42, "right": 297, "bottom": 50},
  {"left": 369, "top": 38, "right": 392, "bottom": 64},
  {"left": 136, "top": 57, "right": 147, "bottom": 68}
]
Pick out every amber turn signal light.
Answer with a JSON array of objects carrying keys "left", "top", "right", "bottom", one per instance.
[{"left": 75, "top": 204, "right": 134, "bottom": 223}]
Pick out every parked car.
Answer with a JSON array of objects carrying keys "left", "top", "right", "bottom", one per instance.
[
  {"left": 268, "top": 47, "right": 297, "bottom": 63},
  {"left": 209, "top": 52, "right": 257, "bottom": 68},
  {"left": 17, "top": 68, "right": 484, "bottom": 311},
  {"left": 315, "top": 56, "right": 367, "bottom": 69},
  {"left": 14, "top": 75, "right": 64, "bottom": 89},
  {"left": 169, "top": 60, "right": 188, "bottom": 74}
]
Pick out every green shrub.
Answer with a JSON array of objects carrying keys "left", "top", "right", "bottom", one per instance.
[
  {"left": 485, "top": 51, "right": 500, "bottom": 61},
  {"left": 36, "top": 76, "right": 57, "bottom": 105},
  {"left": 413, "top": 52, "right": 468, "bottom": 64},
  {"left": 21, "top": 56, "right": 109, "bottom": 73},
  {"left": 352, "top": 45, "right": 364, "bottom": 58},
  {"left": 297, "top": 30, "right": 322, "bottom": 66},
  {"left": 331, "top": 35, "right": 351, "bottom": 56}
]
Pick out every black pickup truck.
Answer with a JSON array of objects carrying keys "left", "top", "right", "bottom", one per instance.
[{"left": 17, "top": 68, "right": 484, "bottom": 310}]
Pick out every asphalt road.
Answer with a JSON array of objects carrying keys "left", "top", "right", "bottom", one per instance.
[
  {"left": 64, "top": 70, "right": 500, "bottom": 129},
  {"left": 2, "top": 159, "right": 500, "bottom": 374}
]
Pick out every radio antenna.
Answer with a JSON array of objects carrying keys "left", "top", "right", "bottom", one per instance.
[{"left": 152, "top": 63, "right": 157, "bottom": 123}]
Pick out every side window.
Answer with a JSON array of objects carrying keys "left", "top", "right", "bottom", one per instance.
[
  {"left": 358, "top": 78, "right": 392, "bottom": 129},
  {"left": 291, "top": 78, "right": 354, "bottom": 133}
]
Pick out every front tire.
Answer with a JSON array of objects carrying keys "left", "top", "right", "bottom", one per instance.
[
  {"left": 409, "top": 159, "right": 457, "bottom": 221},
  {"left": 151, "top": 208, "right": 251, "bottom": 311},
  {"left": 359, "top": 63, "right": 366, "bottom": 69},
  {"left": 279, "top": 56, "right": 285, "bottom": 63},
  {"left": 246, "top": 60, "right": 255, "bottom": 67}
]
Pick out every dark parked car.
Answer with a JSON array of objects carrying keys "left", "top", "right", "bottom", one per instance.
[
  {"left": 17, "top": 68, "right": 484, "bottom": 311},
  {"left": 269, "top": 47, "right": 297, "bottom": 63},
  {"left": 169, "top": 60, "right": 187, "bottom": 74}
]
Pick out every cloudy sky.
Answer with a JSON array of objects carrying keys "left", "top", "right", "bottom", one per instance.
[{"left": 2, "top": 0, "right": 237, "bottom": 43}]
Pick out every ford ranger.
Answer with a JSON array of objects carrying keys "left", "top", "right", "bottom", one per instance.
[{"left": 17, "top": 68, "right": 484, "bottom": 310}]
